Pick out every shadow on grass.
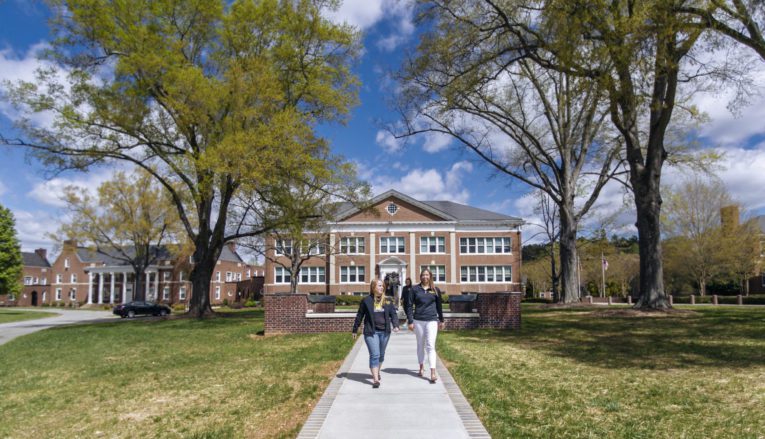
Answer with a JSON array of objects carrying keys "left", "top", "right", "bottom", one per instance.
[{"left": 445, "top": 307, "right": 765, "bottom": 369}]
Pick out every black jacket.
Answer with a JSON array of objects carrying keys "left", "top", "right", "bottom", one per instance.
[
  {"left": 405, "top": 284, "right": 444, "bottom": 325},
  {"left": 352, "top": 295, "right": 400, "bottom": 336}
]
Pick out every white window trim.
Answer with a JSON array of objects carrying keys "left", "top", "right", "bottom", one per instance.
[
  {"left": 299, "top": 266, "right": 326, "bottom": 284},
  {"left": 340, "top": 237, "right": 366, "bottom": 255},
  {"left": 214, "top": 286, "right": 221, "bottom": 300},
  {"left": 459, "top": 237, "right": 513, "bottom": 254},
  {"left": 162, "top": 286, "right": 170, "bottom": 300},
  {"left": 420, "top": 265, "right": 446, "bottom": 282},
  {"left": 420, "top": 236, "right": 446, "bottom": 254},
  {"left": 460, "top": 265, "right": 513, "bottom": 283},
  {"left": 55, "top": 288, "right": 62, "bottom": 301},
  {"left": 274, "top": 267, "right": 291, "bottom": 284},
  {"left": 179, "top": 286, "right": 187, "bottom": 300},
  {"left": 340, "top": 266, "right": 366, "bottom": 284},
  {"left": 380, "top": 236, "right": 406, "bottom": 254},
  {"left": 275, "top": 239, "right": 293, "bottom": 256}
]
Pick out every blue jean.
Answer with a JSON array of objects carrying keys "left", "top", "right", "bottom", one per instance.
[{"left": 364, "top": 330, "right": 390, "bottom": 369}]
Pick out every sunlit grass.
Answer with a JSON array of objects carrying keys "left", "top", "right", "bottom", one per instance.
[{"left": 0, "top": 308, "right": 58, "bottom": 324}]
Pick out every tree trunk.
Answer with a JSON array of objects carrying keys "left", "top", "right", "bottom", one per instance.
[
  {"left": 633, "top": 181, "right": 671, "bottom": 309},
  {"left": 188, "top": 238, "right": 220, "bottom": 317},
  {"left": 558, "top": 209, "right": 580, "bottom": 303},
  {"left": 134, "top": 267, "right": 145, "bottom": 302},
  {"left": 699, "top": 278, "right": 706, "bottom": 297},
  {"left": 549, "top": 245, "right": 559, "bottom": 301}
]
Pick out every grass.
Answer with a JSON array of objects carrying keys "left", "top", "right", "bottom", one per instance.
[
  {"left": 0, "top": 308, "right": 59, "bottom": 324},
  {"left": 438, "top": 304, "right": 765, "bottom": 438},
  {"left": 0, "top": 310, "right": 354, "bottom": 438}
]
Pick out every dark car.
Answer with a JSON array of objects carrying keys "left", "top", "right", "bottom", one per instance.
[{"left": 113, "top": 301, "right": 171, "bottom": 318}]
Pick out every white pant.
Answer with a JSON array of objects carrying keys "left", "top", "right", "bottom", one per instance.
[{"left": 414, "top": 319, "right": 438, "bottom": 369}]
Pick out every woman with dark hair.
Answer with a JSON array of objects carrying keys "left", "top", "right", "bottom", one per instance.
[
  {"left": 352, "top": 278, "right": 400, "bottom": 388},
  {"left": 401, "top": 277, "right": 413, "bottom": 309},
  {"left": 404, "top": 268, "right": 444, "bottom": 383}
]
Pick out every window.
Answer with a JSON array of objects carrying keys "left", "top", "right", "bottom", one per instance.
[
  {"left": 56, "top": 274, "right": 63, "bottom": 284},
  {"left": 226, "top": 272, "right": 233, "bottom": 282},
  {"left": 459, "top": 237, "right": 512, "bottom": 254},
  {"left": 236, "top": 272, "right": 242, "bottom": 281},
  {"left": 70, "top": 274, "right": 77, "bottom": 283},
  {"left": 163, "top": 286, "right": 170, "bottom": 300},
  {"left": 24, "top": 276, "right": 33, "bottom": 285},
  {"left": 215, "top": 271, "right": 221, "bottom": 282},
  {"left": 69, "top": 288, "right": 77, "bottom": 301},
  {"left": 41, "top": 277, "right": 47, "bottom": 285},
  {"left": 179, "top": 286, "right": 187, "bottom": 300},
  {"left": 300, "top": 267, "right": 326, "bottom": 284},
  {"left": 340, "top": 237, "right": 365, "bottom": 254},
  {"left": 306, "top": 240, "right": 326, "bottom": 256},
  {"left": 420, "top": 236, "right": 445, "bottom": 253},
  {"left": 387, "top": 202, "right": 398, "bottom": 215},
  {"left": 460, "top": 266, "right": 512, "bottom": 283},
  {"left": 275, "top": 239, "right": 293, "bottom": 256},
  {"left": 33, "top": 277, "right": 39, "bottom": 284},
  {"left": 275, "top": 267, "right": 291, "bottom": 284},
  {"left": 246, "top": 269, "right": 251, "bottom": 278},
  {"left": 179, "top": 271, "right": 184, "bottom": 282},
  {"left": 420, "top": 265, "right": 446, "bottom": 282},
  {"left": 64, "top": 258, "right": 70, "bottom": 269},
  {"left": 340, "top": 266, "right": 366, "bottom": 283},
  {"left": 55, "top": 288, "right": 62, "bottom": 301},
  {"left": 163, "top": 271, "right": 171, "bottom": 281},
  {"left": 215, "top": 286, "right": 221, "bottom": 300},
  {"left": 380, "top": 236, "right": 405, "bottom": 254}
]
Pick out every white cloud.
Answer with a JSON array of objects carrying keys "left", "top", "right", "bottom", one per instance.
[
  {"left": 326, "top": 0, "right": 387, "bottom": 30},
  {"left": 375, "top": 129, "right": 405, "bottom": 153},
  {"left": 27, "top": 167, "right": 126, "bottom": 208},
  {"left": 368, "top": 160, "right": 472, "bottom": 203},
  {"left": 11, "top": 208, "right": 59, "bottom": 251},
  {"left": 422, "top": 131, "right": 453, "bottom": 153}
]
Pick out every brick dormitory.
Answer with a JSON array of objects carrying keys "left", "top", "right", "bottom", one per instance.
[{"left": 1, "top": 241, "right": 264, "bottom": 307}]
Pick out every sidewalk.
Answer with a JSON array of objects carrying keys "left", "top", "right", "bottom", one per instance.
[
  {"left": 298, "top": 327, "right": 490, "bottom": 439},
  {"left": 0, "top": 309, "right": 117, "bottom": 346}
]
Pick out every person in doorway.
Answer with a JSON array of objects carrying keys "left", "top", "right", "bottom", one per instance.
[
  {"left": 401, "top": 277, "right": 413, "bottom": 310},
  {"left": 352, "top": 278, "right": 400, "bottom": 388},
  {"left": 404, "top": 268, "right": 444, "bottom": 383}
]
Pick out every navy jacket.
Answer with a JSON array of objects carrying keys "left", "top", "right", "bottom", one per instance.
[
  {"left": 405, "top": 284, "right": 444, "bottom": 325},
  {"left": 352, "top": 295, "right": 400, "bottom": 336}
]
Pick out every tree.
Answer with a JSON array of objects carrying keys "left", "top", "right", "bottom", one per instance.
[
  {"left": 53, "top": 169, "right": 185, "bottom": 301},
  {"left": 1, "top": 0, "right": 361, "bottom": 316},
  {"left": 662, "top": 176, "right": 732, "bottom": 296},
  {"left": 680, "top": 1, "right": 765, "bottom": 59},
  {"left": 397, "top": 7, "right": 625, "bottom": 304},
  {"left": 0, "top": 204, "right": 23, "bottom": 299},
  {"left": 534, "top": 191, "right": 561, "bottom": 300},
  {"left": 719, "top": 210, "right": 761, "bottom": 296}
]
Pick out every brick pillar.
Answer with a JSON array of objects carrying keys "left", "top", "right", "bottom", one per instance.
[
  {"left": 264, "top": 293, "right": 308, "bottom": 334},
  {"left": 476, "top": 292, "right": 521, "bottom": 330}
]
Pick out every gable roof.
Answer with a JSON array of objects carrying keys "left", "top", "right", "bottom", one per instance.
[
  {"left": 74, "top": 243, "right": 246, "bottom": 267},
  {"left": 22, "top": 252, "right": 50, "bottom": 268},
  {"left": 333, "top": 189, "right": 523, "bottom": 224}
]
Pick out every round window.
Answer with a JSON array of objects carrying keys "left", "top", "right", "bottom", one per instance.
[{"left": 387, "top": 202, "right": 398, "bottom": 215}]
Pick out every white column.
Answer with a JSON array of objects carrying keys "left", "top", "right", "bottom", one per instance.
[
  {"left": 450, "top": 232, "right": 457, "bottom": 284},
  {"left": 369, "top": 233, "right": 376, "bottom": 278},
  {"left": 329, "top": 233, "right": 336, "bottom": 285},
  {"left": 409, "top": 232, "right": 416, "bottom": 280},
  {"left": 122, "top": 272, "right": 128, "bottom": 303},
  {"left": 97, "top": 273, "right": 104, "bottom": 304},
  {"left": 87, "top": 272, "right": 94, "bottom": 304},
  {"left": 154, "top": 271, "right": 159, "bottom": 301},
  {"left": 145, "top": 271, "right": 151, "bottom": 300},
  {"left": 109, "top": 272, "right": 115, "bottom": 304}
]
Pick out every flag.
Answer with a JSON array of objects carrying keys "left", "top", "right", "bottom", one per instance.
[{"left": 602, "top": 256, "right": 609, "bottom": 271}]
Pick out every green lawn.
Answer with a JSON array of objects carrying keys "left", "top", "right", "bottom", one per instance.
[
  {"left": 0, "top": 310, "right": 353, "bottom": 438},
  {"left": 0, "top": 308, "right": 58, "bottom": 324},
  {"left": 439, "top": 305, "right": 765, "bottom": 438}
]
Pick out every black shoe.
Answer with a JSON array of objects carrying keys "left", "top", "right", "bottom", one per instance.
[{"left": 372, "top": 381, "right": 380, "bottom": 388}]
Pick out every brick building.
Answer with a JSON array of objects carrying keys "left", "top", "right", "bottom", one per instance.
[
  {"left": 264, "top": 190, "right": 524, "bottom": 296},
  {"left": 3, "top": 240, "right": 260, "bottom": 307}
]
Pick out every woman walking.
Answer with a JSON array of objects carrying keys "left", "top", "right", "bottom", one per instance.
[
  {"left": 352, "top": 278, "right": 400, "bottom": 388},
  {"left": 405, "top": 268, "right": 445, "bottom": 383},
  {"left": 401, "top": 277, "right": 412, "bottom": 310}
]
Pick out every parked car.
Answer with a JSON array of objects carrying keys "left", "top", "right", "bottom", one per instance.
[{"left": 113, "top": 301, "right": 171, "bottom": 318}]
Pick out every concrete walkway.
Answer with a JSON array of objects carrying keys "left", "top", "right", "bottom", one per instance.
[
  {"left": 299, "top": 327, "right": 490, "bottom": 439},
  {"left": 0, "top": 308, "right": 117, "bottom": 346}
]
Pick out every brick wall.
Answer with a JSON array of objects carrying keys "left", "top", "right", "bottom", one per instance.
[{"left": 264, "top": 292, "right": 521, "bottom": 334}]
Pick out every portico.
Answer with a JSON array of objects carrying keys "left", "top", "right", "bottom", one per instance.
[{"left": 84, "top": 266, "right": 163, "bottom": 305}]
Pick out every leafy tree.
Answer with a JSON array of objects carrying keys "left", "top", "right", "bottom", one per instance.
[
  {"left": 0, "top": 204, "right": 23, "bottom": 299},
  {"left": 53, "top": 169, "right": 185, "bottom": 301},
  {"left": 1, "top": 0, "right": 361, "bottom": 316},
  {"left": 397, "top": 10, "right": 624, "bottom": 304}
]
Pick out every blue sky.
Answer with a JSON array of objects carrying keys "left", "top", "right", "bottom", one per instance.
[{"left": 2, "top": 0, "right": 765, "bottom": 253}]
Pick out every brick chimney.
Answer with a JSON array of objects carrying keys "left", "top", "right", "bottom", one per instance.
[
  {"left": 34, "top": 248, "right": 47, "bottom": 261},
  {"left": 63, "top": 239, "right": 78, "bottom": 249}
]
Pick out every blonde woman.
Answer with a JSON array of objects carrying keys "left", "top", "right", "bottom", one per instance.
[
  {"left": 352, "top": 278, "right": 400, "bottom": 388},
  {"left": 404, "top": 268, "right": 445, "bottom": 383}
]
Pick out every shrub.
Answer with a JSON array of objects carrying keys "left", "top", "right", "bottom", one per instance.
[
  {"left": 336, "top": 295, "right": 365, "bottom": 306},
  {"left": 244, "top": 300, "right": 258, "bottom": 308},
  {"left": 440, "top": 293, "right": 450, "bottom": 303},
  {"left": 222, "top": 299, "right": 229, "bottom": 307},
  {"left": 58, "top": 302, "right": 66, "bottom": 307},
  {"left": 172, "top": 303, "right": 186, "bottom": 312}
]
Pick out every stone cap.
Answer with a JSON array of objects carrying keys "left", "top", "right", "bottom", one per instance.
[
  {"left": 307, "top": 295, "right": 336, "bottom": 304},
  {"left": 449, "top": 294, "right": 477, "bottom": 302},
  {"left": 265, "top": 292, "right": 307, "bottom": 297}
]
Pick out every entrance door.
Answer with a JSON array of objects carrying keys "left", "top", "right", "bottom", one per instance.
[{"left": 31, "top": 291, "right": 38, "bottom": 306}]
